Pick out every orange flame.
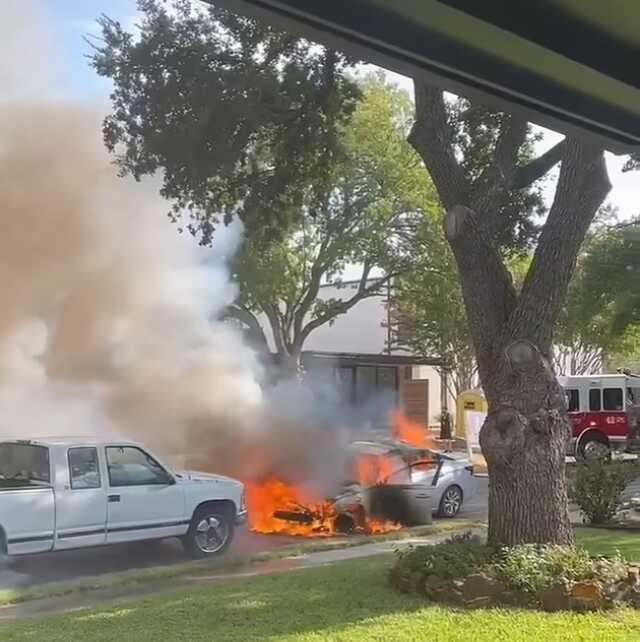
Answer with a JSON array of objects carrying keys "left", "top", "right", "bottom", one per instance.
[
  {"left": 245, "top": 477, "right": 337, "bottom": 537},
  {"left": 391, "top": 410, "right": 437, "bottom": 449},
  {"left": 245, "top": 474, "right": 401, "bottom": 537},
  {"left": 354, "top": 454, "right": 395, "bottom": 486}
]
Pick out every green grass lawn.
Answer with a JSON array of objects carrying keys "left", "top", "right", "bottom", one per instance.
[
  {"left": 3, "top": 551, "right": 640, "bottom": 642},
  {"left": 576, "top": 527, "right": 640, "bottom": 559}
]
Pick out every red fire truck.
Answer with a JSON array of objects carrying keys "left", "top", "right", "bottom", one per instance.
[{"left": 560, "top": 373, "right": 640, "bottom": 459}]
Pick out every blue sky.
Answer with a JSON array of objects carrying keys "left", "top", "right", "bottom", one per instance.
[
  {"left": 50, "top": 0, "right": 637, "bottom": 221},
  {"left": 49, "top": 0, "right": 138, "bottom": 101}
]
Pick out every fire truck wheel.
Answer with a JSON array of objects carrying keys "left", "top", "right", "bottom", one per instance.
[
  {"left": 183, "top": 505, "right": 234, "bottom": 559},
  {"left": 578, "top": 434, "right": 611, "bottom": 461}
]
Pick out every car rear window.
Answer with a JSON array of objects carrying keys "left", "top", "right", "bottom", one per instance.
[{"left": 0, "top": 443, "right": 50, "bottom": 488}]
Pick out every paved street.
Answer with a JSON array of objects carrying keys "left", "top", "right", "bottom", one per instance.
[{"left": 0, "top": 477, "right": 489, "bottom": 591}]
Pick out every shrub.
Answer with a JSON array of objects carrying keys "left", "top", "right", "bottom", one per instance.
[
  {"left": 494, "top": 544, "right": 625, "bottom": 594},
  {"left": 572, "top": 459, "right": 638, "bottom": 524},
  {"left": 392, "top": 531, "right": 493, "bottom": 582}
]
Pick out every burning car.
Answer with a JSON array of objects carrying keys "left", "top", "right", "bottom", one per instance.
[
  {"left": 331, "top": 440, "right": 478, "bottom": 530},
  {"left": 246, "top": 439, "right": 478, "bottom": 537}
]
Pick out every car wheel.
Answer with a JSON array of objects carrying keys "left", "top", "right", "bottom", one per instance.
[
  {"left": 578, "top": 434, "right": 611, "bottom": 461},
  {"left": 438, "top": 485, "right": 463, "bottom": 518},
  {"left": 183, "top": 505, "right": 234, "bottom": 559}
]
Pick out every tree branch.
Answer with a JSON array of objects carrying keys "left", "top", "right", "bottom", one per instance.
[
  {"left": 471, "top": 114, "right": 528, "bottom": 216},
  {"left": 443, "top": 205, "right": 518, "bottom": 379},
  {"left": 223, "top": 305, "right": 270, "bottom": 354},
  {"left": 511, "top": 139, "right": 566, "bottom": 190},
  {"left": 408, "top": 83, "right": 468, "bottom": 210},
  {"left": 300, "top": 270, "right": 392, "bottom": 343},
  {"left": 509, "top": 140, "right": 611, "bottom": 353}
]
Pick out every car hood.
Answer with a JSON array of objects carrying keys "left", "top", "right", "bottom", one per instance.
[{"left": 176, "top": 470, "right": 242, "bottom": 487}]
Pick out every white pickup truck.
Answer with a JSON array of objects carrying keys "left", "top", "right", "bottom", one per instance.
[{"left": 0, "top": 438, "right": 247, "bottom": 559}]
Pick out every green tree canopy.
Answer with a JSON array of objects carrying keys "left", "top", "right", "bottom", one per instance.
[
  {"left": 91, "top": 0, "right": 360, "bottom": 244},
  {"left": 227, "top": 76, "right": 439, "bottom": 367}
]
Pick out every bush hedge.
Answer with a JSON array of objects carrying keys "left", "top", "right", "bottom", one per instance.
[{"left": 390, "top": 532, "right": 639, "bottom": 611}]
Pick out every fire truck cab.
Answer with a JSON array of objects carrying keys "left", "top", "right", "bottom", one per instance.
[{"left": 560, "top": 374, "right": 640, "bottom": 459}]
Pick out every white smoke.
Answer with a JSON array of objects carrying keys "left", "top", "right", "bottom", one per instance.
[{"left": 0, "top": 1, "right": 371, "bottom": 495}]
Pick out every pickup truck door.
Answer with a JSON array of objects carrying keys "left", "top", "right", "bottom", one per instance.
[
  {"left": 53, "top": 446, "right": 107, "bottom": 550},
  {"left": 104, "top": 445, "right": 187, "bottom": 543}
]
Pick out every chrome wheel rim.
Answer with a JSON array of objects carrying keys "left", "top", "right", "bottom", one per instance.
[
  {"left": 582, "top": 440, "right": 610, "bottom": 460},
  {"left": 195, "top": 515, "right": 229, "bottom": 553},
  {"left": 442, "top": 487, "right": 462, "bottom": 516}
]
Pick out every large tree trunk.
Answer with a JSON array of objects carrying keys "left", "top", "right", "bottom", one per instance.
[
  {"left": 479, "top": 341, "right": 573, "bottom": 545},
  {"left": 409, "top": 83, "right": 611, "bottom": 545}
]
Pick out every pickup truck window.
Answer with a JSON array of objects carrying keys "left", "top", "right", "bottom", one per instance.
[
  {"left": 68, "top": 447, "right": 101, "bottom": 489},
  {"left": 0, "top": 443, "right": 50, "bottom": 488},
  {"left": 106, "top": 446, "right": 172, "bottom": 487}
]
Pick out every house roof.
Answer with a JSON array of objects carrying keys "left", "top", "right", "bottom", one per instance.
[
  {"left": 214, "top": 0, "right": 640, "bottom": 152},
  {"left": 302, "top": 350, "right": 446, "bottom": 368}
]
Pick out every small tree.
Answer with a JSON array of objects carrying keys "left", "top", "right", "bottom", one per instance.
[
  {"left": 226, "top": 77, "right": 438, "bottom": 371},
  {"left": 391, "top": 223, "right": 477, "bottom": 399},
  {"left": 554, "top": 219, "right": 640, "bottom": 375}
]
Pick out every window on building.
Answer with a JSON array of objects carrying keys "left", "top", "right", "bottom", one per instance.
[
  {"left": 589, "top": 388, "right": 602, "bottom": 411},
  {"left": 377, "top": 367, "right": 397, "bottom": 393},
  {"left": 355, "top": 366, "right": 377, "bottom": 402},
  {"left": 565, "top": 389, "right": 579, "bottom": 412},
  {"left": 603, "top": 388, "right": 624, "bottom": 411}
]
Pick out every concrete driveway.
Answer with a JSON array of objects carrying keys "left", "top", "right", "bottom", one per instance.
[{"left": 0, "top": 477, "right": 488, "bottom": 591}]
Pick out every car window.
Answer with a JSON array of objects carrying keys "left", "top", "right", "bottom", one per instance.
[
  {"left": 68, "top": 447, "right": 101, "bottom": 489},
  {"left": 589, "top": 388, "right": 602, "bottom": 412},
  {"left": 603, "top": 388, "right": 624, "bottom": 411},
  {"left": 106, "top": 446, "right": 171, "bottom": 487},
  {"left": 565, "top": 389, "right": 579, "bottom": 412}
]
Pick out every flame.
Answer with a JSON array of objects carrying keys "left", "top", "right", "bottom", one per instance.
[
  {"left": 391, "top": 410, "right": 437, "bottom": 449},
  {"left": 354, "top": 454, "right": 395, "bottom": 486},
  {"left": 245, "top": 474, "right": 401, "bottom": 537},
  {"left": 245, "top": 477, "right": 337, "bottom": 537}
]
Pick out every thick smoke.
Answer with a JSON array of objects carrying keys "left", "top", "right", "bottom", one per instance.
[
  {"left": 0, "top": 1, "right": 357, "bottom": 495},
  {"left": 0, "top": 103, "right": 264, "bottom": 455}
]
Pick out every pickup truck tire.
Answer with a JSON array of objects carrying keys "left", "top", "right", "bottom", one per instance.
[{"left": 183, "top": 505, "right": 234, "bottom": 559}]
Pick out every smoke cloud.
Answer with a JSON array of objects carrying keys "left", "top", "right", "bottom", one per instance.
[{"left": 0, "top": 1, "right": 359, "bottom": 495}]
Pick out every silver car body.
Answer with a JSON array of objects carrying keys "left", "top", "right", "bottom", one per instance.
[{"left": 333, "top": 440, "right": 478, "bottom": 524}]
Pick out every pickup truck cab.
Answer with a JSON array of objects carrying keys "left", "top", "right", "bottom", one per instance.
[{"left": 0, "top": 437, "right": 247, "bottom": 559}]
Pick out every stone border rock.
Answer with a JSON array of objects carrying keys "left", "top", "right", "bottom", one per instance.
[{"left": 390, "top": 565, "right": 640, "bottom": 612}]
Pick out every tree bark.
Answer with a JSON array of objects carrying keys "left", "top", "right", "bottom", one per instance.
[{"left": 410, "top": 82, "right": 611, "bottom": 545}]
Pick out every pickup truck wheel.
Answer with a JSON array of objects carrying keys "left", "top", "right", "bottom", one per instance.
[{"left": 184, "top": 507, "right": 234, "bottom": 559}]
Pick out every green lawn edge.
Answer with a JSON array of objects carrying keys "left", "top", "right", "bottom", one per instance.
[{"left": 0, "top": 518, "right": 484, "bottom": 608}]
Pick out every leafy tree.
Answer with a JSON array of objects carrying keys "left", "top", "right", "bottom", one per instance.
[
  {"left": 579, "top": 220, "right": 640, "bottom": 336},
  {"left": 409, "top": 85, "right": 612, "bottom": 546},
  {"left": 90, "top": 0, "right": 360, "bottom": 245},
  {"left": 226, "top": 77, "right": 438, "bottom": 371},
  {"left": 554, "top": 218, "right": 640, "bottom": 375},
  {"left": 391, "top": 224, "right": 477, "bottom": 398}
]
